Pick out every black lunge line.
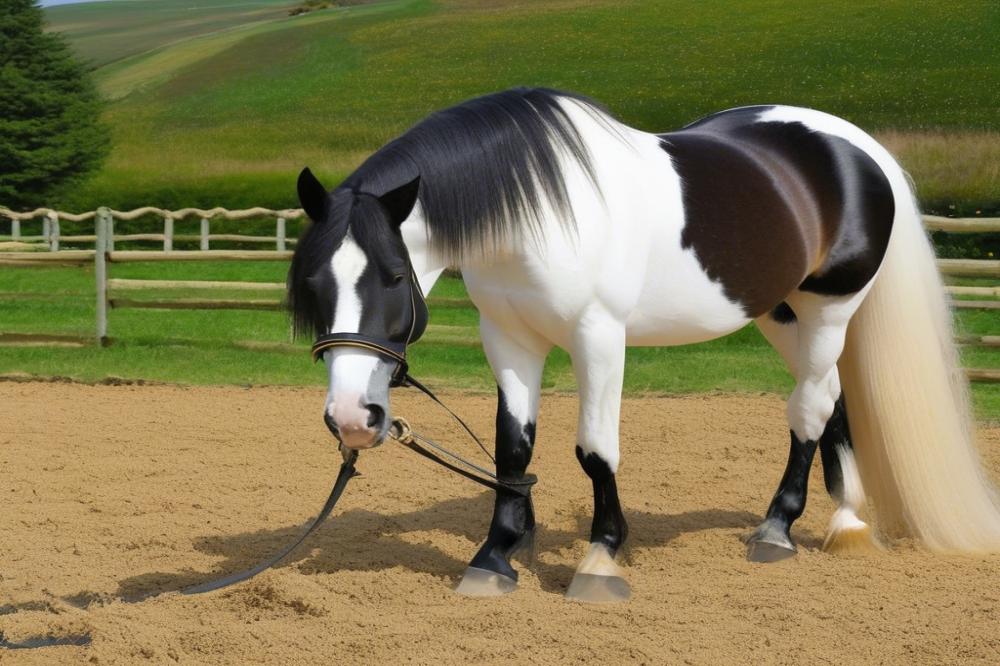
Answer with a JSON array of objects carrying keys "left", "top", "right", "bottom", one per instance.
[
  {"left": 185, "top": 381, "right": 534, "bottom": 594},
  {"left": 183, "top": 449, "right": 359, "bottom": 595}
]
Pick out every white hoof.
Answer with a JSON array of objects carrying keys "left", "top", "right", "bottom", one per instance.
[
  {"left": 454, "top": 566, "right": 517, "bottom": 597},
  {"left": 823, "top": 509, "right": 881, "bottom": 554},
  {"left": 565, "top": 543, "right": 631, "bottom": 603}
]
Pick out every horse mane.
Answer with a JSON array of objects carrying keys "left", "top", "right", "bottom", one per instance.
[
  {"left": 343, "top": 87, "right": 606, "bottom": 262},
  {"left": 288, "top": 88, "right": 608, "bottom": 338}
]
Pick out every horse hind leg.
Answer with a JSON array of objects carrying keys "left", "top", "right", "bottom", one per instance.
[
  {"left": 748, "top": 295, "right": 877, "bottom": 562},
  {"left": 818, "top": 396, "right": 879, "bottom": 554}
]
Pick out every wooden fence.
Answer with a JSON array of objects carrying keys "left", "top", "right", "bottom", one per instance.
[
  {"left": 0, "top": 205, "right": 304, "bottom": 253},
  {"left": 0, "top": 206, "right": 301, "bottom": 346},
  {"left": 2, "top": 207, "right": 1000, "bottom": 379}
]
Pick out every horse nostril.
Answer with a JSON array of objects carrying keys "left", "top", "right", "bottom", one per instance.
[{"left": 366, "top": 404, "right": 385, "bottom": 429}]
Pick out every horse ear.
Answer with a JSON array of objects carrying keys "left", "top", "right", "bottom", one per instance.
[
  {"left": 297, "top": 167, "right": 329, "bottom": 222},
  {"left": 377, "top": 175, "right": 421, "bottom": 225}
]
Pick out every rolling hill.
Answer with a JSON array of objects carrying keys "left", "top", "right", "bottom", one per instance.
[
  {"left": 42, "top": 0, "right": 1000, "bottom": 212},
  {"left": 45, "top": 0, "right": 297, "bottom": 68}
]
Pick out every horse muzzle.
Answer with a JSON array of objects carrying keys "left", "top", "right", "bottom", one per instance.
[{"left": 324, "top": 402, "right": 388, "bottom": 449}]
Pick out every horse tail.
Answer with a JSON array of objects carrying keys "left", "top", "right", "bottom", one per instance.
[{"left": 838, "top": 164, "right": 1000, "bottom": 552}]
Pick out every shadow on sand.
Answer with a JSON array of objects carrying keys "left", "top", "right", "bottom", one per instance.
[{"left": 107, "top": 493, "right": 762, "bottom": 601}]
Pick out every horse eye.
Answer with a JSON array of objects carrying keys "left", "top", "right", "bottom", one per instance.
[{"left": 391, "top": 274, "right": 405, "bottom": 285}]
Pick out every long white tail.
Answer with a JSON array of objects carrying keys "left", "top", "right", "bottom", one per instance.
[{"left": 839, "top": 171, "right": 1000, "bottom": 552}]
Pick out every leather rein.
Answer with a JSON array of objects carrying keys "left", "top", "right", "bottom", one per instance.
[{"left": 184, "top": 265, "right": 535, "bottom": 595}]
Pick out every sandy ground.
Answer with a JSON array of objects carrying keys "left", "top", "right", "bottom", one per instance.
[{"left": 2, "top": 382, "right": 1000, "bottom": 665}]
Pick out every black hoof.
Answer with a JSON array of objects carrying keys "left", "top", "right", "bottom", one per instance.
[
  {"left": 745, "top": 520, "right": 797, "bottom": 563},
  {"left": 746, "top": 539, "right": 797, "bottom": 563}
]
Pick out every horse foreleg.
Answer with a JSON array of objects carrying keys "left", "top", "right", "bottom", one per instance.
[
  {"left": 565, "top": 308, "right": 630, "bottom": 602},
  {"left": 454, "top": 316, "right": 547, "bottom": 596}
]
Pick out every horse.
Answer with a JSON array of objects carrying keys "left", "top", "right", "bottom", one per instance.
[{"left": 287, "top": 87, "right": 1000, "bottom": 602}]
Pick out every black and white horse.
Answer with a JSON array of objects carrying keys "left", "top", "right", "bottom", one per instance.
[{"left": 288, "top": 88, "right": 1000, "bottom": 601}]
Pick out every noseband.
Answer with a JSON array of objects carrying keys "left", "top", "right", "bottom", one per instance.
[
  {"left": 311, "top": 333, "right": 410, "bottom": 385},
  {"left": 309, "top": 265, "right": 426, "bottom": 387}
]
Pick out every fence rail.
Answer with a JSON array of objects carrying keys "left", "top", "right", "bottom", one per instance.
[
  {"left": 923, "top": 216, "right": 1000, "bottom": 233},
  {"left": 0, "top": 205, "right": 304, "bottom": 252},
  {"left": 2, "top": 207, "right": 1000, "bottom": 381},
  {"left": 107, "top": 278, "right": 285, "bottom": 291}
]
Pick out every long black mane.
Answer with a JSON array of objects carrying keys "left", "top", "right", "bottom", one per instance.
[
  {"left": 344, "top": 87, "right": 603, "bottom": 260},
  {"left": 288, "top": 87, "right": 606, "bottom": 338}
]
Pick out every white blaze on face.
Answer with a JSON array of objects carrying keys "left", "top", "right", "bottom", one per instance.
[
  {"left": 324, "top": 234, "right": 381, "bottom": 447},
  {"left": 330, "top": 234, "right": 367, "bottom": 332}
]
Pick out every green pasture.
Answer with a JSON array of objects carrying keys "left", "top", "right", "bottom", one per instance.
[
  {"left": 7, "top": 0, "right": 997, "bottom": 416},
  {"left": 44, "top": 0, "right": 298, "bottom": 69},
  {"left": 39, "top": 0, "right": 1000, "bottom": 212},
  {"left": 3, "top": 260, "right": 1000, "bottom": 419}
]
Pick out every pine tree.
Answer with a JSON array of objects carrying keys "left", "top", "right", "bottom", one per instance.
[{"left": 0, "top": 0, "right": 109, "bottom": 210}]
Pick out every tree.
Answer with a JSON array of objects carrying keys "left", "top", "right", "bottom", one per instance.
[{"left": 0, "top": 0, "right": 109, "bottom": 210}]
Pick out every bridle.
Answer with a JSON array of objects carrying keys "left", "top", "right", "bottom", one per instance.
[
  {"left": 309, "top": 261, "right": 426, "bottom": 388},
  {"left": 306, "top": 258, "right": 535, "bottom": 489},
  {"left": 308, "top": 260, "right": 498, "bottom": 467}
]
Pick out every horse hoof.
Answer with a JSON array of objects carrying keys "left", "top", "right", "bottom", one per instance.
[
  {"left": 746, "top": 539, "right": 797, "bottom": 563},
  {"left": 565, "top": 542, "right": 630, "bottom": 603},
  {"left": 454, "top": 566, "right": 517, "bottom": 597},
  {"left": 745, "top": 520, "right": 796, "bottom": 563},
  {"left": 566, "top": 572, "right": 631, "bottom": 603},
  {"left": 823, "top": 523, "right": 881, "bottom": 555}
]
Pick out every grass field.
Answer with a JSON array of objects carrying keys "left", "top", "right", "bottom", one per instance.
[
  {"left": 45, "top": 0, "right": 297, "bottom": 68},
  {"left": 3, "top": 257, "right": 1000, "bottom": 419},
  {"left": 7, "top": 0, "right": 997, "bottom": 417},
  {"left": 40, "top": 0, "right": 1000, "bottom": 212}
]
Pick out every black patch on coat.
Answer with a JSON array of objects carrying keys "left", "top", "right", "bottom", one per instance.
[
  {"left": 818, "top": 394, "right": 853, "bottom": 503},
  {"left": 763, "top": 431, "right": 819, "bottom": 533},
  {"left": 469, "top": 389, "right": 537, "bottom": 580},
  {"left": 770, "top": 302, "right": 796, "bottom": 324},
  {"left": 661, "top": 106, "right": 895, "bottom": 315},
  {"left": 761, "top": 393, "right": 855, "bottom": 539},
  {"left": 575, "top": 447, "right": 628, "bottom": 552},
  {"left": 659, "top": 132, "right": 811, "bottom": 317},
  {"left": 287, "top": 191, "right": 425, "bottom": 341}
]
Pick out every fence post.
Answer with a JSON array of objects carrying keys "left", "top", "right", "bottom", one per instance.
[
  {"left": 200, "top": 218, "right": 209, "bottom": 250},
  {"left": 42, "top": 214, "right": 51, "bottom": 249},
  {"left": 107, "top": 215, "right": 115, "bottom": 252},
  {"left": 276, "top": 216, "right": 286, "bottom": 251},
  {"left": 164, "top": 216, "right": 173, "bottom": 252},
  {"left": 95, "top": 208, "right": 109, "bottom": 344},
  {"left": 49, "top": 212, "right": 60, "bottom": 252},
  {"left": 10, "top": 218, "right": 19, "bottom": 240}
]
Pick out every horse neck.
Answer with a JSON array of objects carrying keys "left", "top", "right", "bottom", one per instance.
[{"left": 400, "top": 206, "right": 447, "bottom": 296}]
